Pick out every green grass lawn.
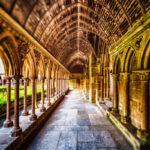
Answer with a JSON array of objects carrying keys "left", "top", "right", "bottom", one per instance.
[{"left": 0, "top": 85, "right": 47, "bottom": 107}]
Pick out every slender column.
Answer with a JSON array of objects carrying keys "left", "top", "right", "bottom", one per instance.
[
  {"left": 106, "top": 68, "right": 109, "bottom": 98},
  {"left": 57, "top": 78, "right": 60, "bottom": 98},
  {"left": 56, "top": 78, "right": 58, "bottom": 99},
  {"left": 11, "top": 76, "right": 22, "bottom": 137},
  {"left": 112, "top": 74, "right": 119, "bottom": 113},
  {"left": 99, "top": 76, "right": 104, "bottom": 102},
  {"left": 62, "top": 79, "right": 64, "bottom": 95},
  {"left": 3, "top": 76, "right": 13, "bottom": 127},
  {"left": 53, "top": 78, "right": 56, "bottom": 101},
  {"left": 59, "top": 79, "right": 61, "bottom": 96},
  {"left": 40, "top": 77, "right": 46, "bottom": 112},
  {"left": 51, "top": 78, "right": 54, "bottom": 103},
  {"left": 120, "top": 73, "right": 130, "bottom": 123},
  {"left": 137, "top": 72, "right": 149, "bottom": 140},
  {"left": 50, "top": 78, "right": 52, "bottom": 101},
  {"left": 22, "top": 77, "right": 29, "bottom": 116},
  {"left": 29, "top": 77, "right": 37, "bottom": 121},
  {"left": 103, "top": 69, "right": 106, "bottom": 100},
  {"left": 35, "top": 78, "right": 38, "bottom": 109},
  {"left": 47, "top": 78, "right": 51, "bottom": 106},
  {"left": 60, "top": 79, "right": 62, "bottom": 96}
]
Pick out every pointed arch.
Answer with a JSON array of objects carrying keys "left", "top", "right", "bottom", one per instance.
[{"left": 142, "top": 40, "right": 150, "bottom": 69}]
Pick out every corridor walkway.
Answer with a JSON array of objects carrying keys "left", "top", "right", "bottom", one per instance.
[{"left": 27, "top": 90, "right": 132, "bottom": 150}]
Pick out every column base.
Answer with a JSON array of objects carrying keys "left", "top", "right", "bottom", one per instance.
[
  {"left": 47, "top": 102, "right": 51, "bottom": 107},
  {"left": 137, "top": 129, "right": 149, "bottom": 141},
  {"left": 3, "top": 120, "right": 13, "bottom": 127},
  {"left": 40, "top": 106, "right": 46, "bottom": 112},
  {"left": 29, "top": 114, "right": 37, "bottom": 121},
  {"left": 35, "top": 104, "right": 39, "bottom": 109},
  {"left": 21, "top": 110, "right": 29, "bottom": 116},
  {"left": 11, "top": 127, "right": 22, "bottom": 137},
  {"left": 99, "top": 100, "right": 105, "bottom": 104},
  {"left": 112, "top": 108, "right": 119, "bottom": 113},
  {"left": 121, "top": 116, "right": 129, "bottom": 124}
]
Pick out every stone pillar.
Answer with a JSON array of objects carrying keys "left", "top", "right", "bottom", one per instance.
[
  {"left": 120, "top": 73, "right": 130, "bottom": 123},
  {"left": 35, "top": 78, "right": 38, "bottom": 109},
  {"left": 99, "top": 76, "right": 104, "bottom": 102},
  {"left": 103, "top": 69, "right": 106, "bottom": 100},
  {"left": 137, "top": 72, "right": 149, "bottom": 140},
  {"left": 51, "top": 78, "right": 55, "bottom": 103},
  {"left": 11, "top": 76, "right": 22, "bottom": 137},
  {"left": 62, "top": 79, "right": 64, "bottom": 95},
  {"left": 22, "top": 77, "right": 29, "bottom": 116},
  {"left": 89, "top": 66, "right": 97, "bottom": 103},
  {"left": 53, "top": 78, "right": 56, "bottom": 101},
  {"left": 29, "top": 77, "right": 37, "bottom": 121},
  {"left": 60, "top": 79, "right": 62, "bottom": 96},
  {"left": 59, "top": 79, "right": 61, "bottom": 96},
  {"left": 3, "top": 76, "right": 13, "bottom": 127},
  {"left": 112, "top": 74, "right": 119, "bottom": 113},
  {"left": 47, "top": 78, "right": 51, "bottom": 106},
  {"left": 40, "top": 77, "right": 46, "bottom": 112},
  {"left": 50, "top": 78, "right": 52, "bottom": 101},
  {"left": 106, "top": 68, "right": 110, "bottom": 99}
]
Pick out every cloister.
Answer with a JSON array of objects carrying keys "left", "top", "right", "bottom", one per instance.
[{"left": 0, "top": 0, "right": 149, "bottom": 150}]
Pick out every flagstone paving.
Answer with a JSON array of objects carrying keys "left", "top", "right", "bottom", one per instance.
[{"left": 27, "top": 90, "right": 132, "bottom": 150}]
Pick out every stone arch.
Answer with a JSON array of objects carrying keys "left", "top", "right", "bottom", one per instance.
[
  {"left": 0, "top": 46, "right": 12, "bottom": 76},
  {"left": 0, "top": 30, "right": 21, "bottom": 75},
  {"left": 124, "top": 47, "right": 136, "bottom": 72},
  {"left": 36, "top": 56, "right": 45, "bottom": 79},
  {"left": 45, "top": 61, "right": 52, "bottom": 79},
  {"left": 142, "top": 40, "right": 150, "bottom": 69},
  {"left": 113, "top": 56, "right": 122, "bottom": 74},
  {"left": 24, "top": 51, "right": 36, "bottom": 78},
  {"left": 128, "top": 52, "right": 138, "bottom": 72}
]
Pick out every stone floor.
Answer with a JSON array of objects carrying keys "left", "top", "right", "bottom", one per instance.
[{"left": 27, "top": 90, "right": 133, "bottom": 150}]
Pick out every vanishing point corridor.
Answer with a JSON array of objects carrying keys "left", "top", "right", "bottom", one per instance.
[{"left": 27, "top": 90, "right": 132, "bottom": 150}]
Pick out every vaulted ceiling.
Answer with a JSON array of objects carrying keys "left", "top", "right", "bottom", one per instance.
[{"left": 0, "top": 0, "right": 150, "bottom": 73}]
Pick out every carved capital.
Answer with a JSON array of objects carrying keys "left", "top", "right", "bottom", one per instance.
[
  {"left": 111, "top": 74, "right": 118, "bottom": 80},
  {"left": 120, "top": 73, "right": 130, "bottom": 80}
]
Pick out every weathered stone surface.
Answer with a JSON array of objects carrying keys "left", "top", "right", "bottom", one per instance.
[{"left": 27, "top": 90, "right": 132, "bottom": 150}]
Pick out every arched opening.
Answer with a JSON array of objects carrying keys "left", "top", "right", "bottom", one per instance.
[
  {"left": 129, "top": 53, "right": 137, "bottom": 72},
  {"left": 0, "top": 57, "right": 5, "bottom": 85}
]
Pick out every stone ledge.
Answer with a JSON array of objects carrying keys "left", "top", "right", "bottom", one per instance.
[
  {"left": 96, "top": 102, "right": 150, "bottom": 150},
  {"left": 0, "top": 91, "right": 69, "bottom": 150}
]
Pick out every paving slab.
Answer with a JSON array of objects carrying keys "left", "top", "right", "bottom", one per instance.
[{"left": 27, "top": 90, "right": 133, "bottom": 150}]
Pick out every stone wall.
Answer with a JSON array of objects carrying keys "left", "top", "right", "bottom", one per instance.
[{"left": 110, "top": 12, "right": 150, "bottom": 131}]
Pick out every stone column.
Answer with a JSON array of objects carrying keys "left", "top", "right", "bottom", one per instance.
[
  {"left": 99, "top": 76, "right": 104, "bottom": 103},
  {"left": 120, "top": 73, "right": 130, "bottom": 123},
  {"left": 11, "top": 76, "right": 22, "bottom": 137},
  {"left": 103, "top": 69, "right": 106, "bottom": 100},
  {"left": 47, "top": 78, "right": 51, "bottom": 106},
  {"left": 35, "top": 78, "right": 38, "bottom": 109},
  {"left": 22, "top": 77, "right": 29, "bottom": 116},
  {"left": 62, "top": 79, "right": 64, "bottom": 95},
  {"left": 51, "top": 78, "right": 55, "bottom": 103},
  {"left": 50, "top": 78, "right": 52, "bottom": 101},
  {"left": 137, "top": 72, "right": 149, "bottom": 140},
  {"left": 29, "top": 77, "right": 37, "bottom": 121},
  {"left": 106, "top": 68, "right": 110, "bottom": 99},
  {"left": 60, "top": 78, "right": 62, "bottom": 96},
  {"left": 40, "top": 77, "right": 46, "bottom": 112},
  {"left": 3, "top": 76, "right": 13, "bottom": 127},
  {"left": 53, "top": 78, "right": 56, "bottom": 101},
  {"left": 58, "top": 79, "right": 60, "bottom": 96},
  {"left": 112, "top": 74, "right": 119, "bottom": 113}
]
